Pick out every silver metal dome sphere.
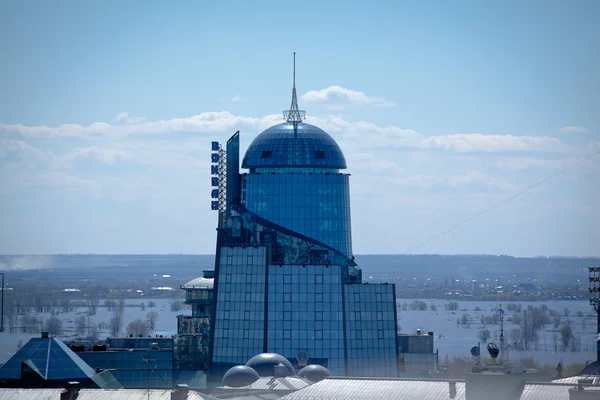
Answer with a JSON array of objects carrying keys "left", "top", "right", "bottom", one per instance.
[
  {"left": 297, "top": 364, "right": 332, "bottom": 382},
  {"left": 245, "top": 353, "right": 295, "bottom": 377},
  {"left": 222, "top": 365, "right": 260, "bottom": 387}
]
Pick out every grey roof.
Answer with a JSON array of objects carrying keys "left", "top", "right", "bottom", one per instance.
[
  {"left": 0, "top": 389, "right": 63, "bottom": 400},
  {"left": 553, "top": 375, "right": 599, "bottom": 384},
  {"left": 280, "top": 378, "right": 465, "bottom": 400},
  {"left": 76, "top": 389, "right": 218, "bottom": 400},
  {"left": 76, "top": 390, "right": 171, "bottom": 400},
  {"left": 220, "top": 377, "right": 312, "bottom": 391},
  {"left": 183, "top": 277, "right": 214, "bottom": 289},
  {"left": 0, "top": 389, "right": 218, "bottom": 400},
  {"left": 211, "top": 393, "right": 282, "bottom": 400},
  {"left": 519, "top": 383, "right": 575, "bottom": 400}
]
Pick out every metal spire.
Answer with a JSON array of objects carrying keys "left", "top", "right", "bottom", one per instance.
[{"left": 283, "top": 52, "right": 306, "bottom": 123}]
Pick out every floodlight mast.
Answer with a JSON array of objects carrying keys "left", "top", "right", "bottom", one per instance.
[
  {"left": 589, "top": 266, "right": 600, "bottom": 362},
  {"left": 497, "top": 304, "right": 506, "bottom": 364}
]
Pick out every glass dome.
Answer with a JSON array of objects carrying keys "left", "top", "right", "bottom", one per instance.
[{"left": 242, "top": 123, "right": 347, "bottom": 170}]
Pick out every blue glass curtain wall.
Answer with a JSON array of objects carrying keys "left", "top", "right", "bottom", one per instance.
[{"left": 243, "top": 173, "right": 352, "bottom": 258}]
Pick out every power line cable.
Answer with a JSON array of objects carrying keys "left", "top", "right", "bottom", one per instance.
[{"left": 401, "top": 148, "right": 600, "bottom": 254}]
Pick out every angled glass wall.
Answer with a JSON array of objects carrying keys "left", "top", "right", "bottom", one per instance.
[
  {"left": 243, "top": 173, "right": 352, "bottom": 258},
  {"left": 211, "top": 246, "right": 268, "bottom": 376},
  {"left": 345, "top": 284, "right": 399, "bottom": 377}
]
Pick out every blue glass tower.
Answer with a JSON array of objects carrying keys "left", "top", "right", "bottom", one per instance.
[{"left": 208, "top": 55, "right": 399, "bottom": 379}]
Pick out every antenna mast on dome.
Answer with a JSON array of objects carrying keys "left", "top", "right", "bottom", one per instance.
[{"left": 283, "top": 52, "right": 306, "bottom": 123}]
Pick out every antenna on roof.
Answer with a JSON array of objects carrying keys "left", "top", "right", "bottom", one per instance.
[{"left": 283, "top": 52, "right": 306, "bottom": 123}]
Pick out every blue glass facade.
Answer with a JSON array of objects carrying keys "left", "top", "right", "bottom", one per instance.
[
  {"left": 208, "top": 91, "right": 398, "bottom": 379},
  {"left": 211, "top": 247, "right": 267, "bottom": 375},
  {"left": 80, "top": 350, "right": 173, "bottom": 388},
  {"left": 345, "top": 284, "right": 398, "bottom": 377},
  {"left": 243, "top": 173, "right": 352, "bottom": 258},
  {"left": 267, "top": 264, "right": 345, "bottom": 375}
]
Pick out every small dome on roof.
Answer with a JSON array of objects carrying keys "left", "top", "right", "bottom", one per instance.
[
  {"left": 182, "top": 277, "right": 213, "bottom": 289},
  {"left": 297, "top": 364, "right": 332, "bottom": 382},
  {"left": 245, "top": 353, "right": 295, "bottom": 377},
  {"left": 242, "top": 123, "right": 347, "bottom": 170},
  {"left": 222, "top": 365, "right": 260, "bottom": 387}
]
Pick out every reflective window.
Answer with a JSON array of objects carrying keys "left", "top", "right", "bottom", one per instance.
[
  {"left": 344, "top": 284, "right": 399, "bottom": 377},
  {"left": 266, "top": 264, "right": 346, "bottom": 376},
  {"left": 242, "top": 123, "right": 347, "bottom": 170},
  {"left": 243, "top": 171, "right": 353, "bottom": 258}
]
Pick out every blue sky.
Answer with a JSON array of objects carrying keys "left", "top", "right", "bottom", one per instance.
[{"left": 1, "top": 0, "right": 599, "bottom": 256}]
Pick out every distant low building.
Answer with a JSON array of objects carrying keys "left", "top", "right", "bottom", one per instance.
[
  {"left": 0, "top": 332, "right": 121, "bottom": 389},
  {"left": 398, "top": 330, "right": 438, "bottom": 375}
]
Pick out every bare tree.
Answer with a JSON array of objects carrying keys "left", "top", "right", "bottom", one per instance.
[
  {"left": 170, "top": 300, "right": 183, "bottom": 312},
  {"left": 86, "top": 316, "right": 98, "bottom": 340},
  {"left": 4, "top": 297, "right": 18, "bottom": 332},
  {"left": 104, "top": 299, "right": 116, "bottom": 311},
  {"left": 75, "top": 315, "right": 87, "bottom": 335},
  {"left": 118, "top": 298, "right": 125, "bottom": 313},
  {"left": 109, "top": 309, "right": 123, "bottom": 336},
  {"left": 478, "top": 329, "right": 491, "bottom": 343},
  {"left": 98, "top": 321, "right": 108, "bottom": 332},
  {"left": 46, "top": 316, "right": 62, "bottom": 336},
  {"left": 60, "top": 298, "right": 73, "bottom": 313},
  {"left": 22, "top": 315, "right": 42, "bottom": 333},
  {"left": 560, "top": 325, "right": 574, "bottom": 350},
  {"left": 146, "top": 311, "right": 159, "bottom": 330},
  {"left": 87, "top": 293, "right": 99, "bottom": 315},
  {"left": 519, "top": 306, "right": 550, "bottom": 350},
  {"left": 127, "top": 319, "right": 150, "bottom": 337}
]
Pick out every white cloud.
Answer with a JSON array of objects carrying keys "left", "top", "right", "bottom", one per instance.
[
  {"left": 587, "top": 142, "right": 600, "bottom": 152},
  {"left": 349, "top": 153, "right": 406, "bottom": 174},
  {"left": 308, "top": 115, "right": 422, "bottom": 148},
  {"left": 370, "top": 170, "right": 517, "bottom": 191},
  {"left": 417, "top": 134, "right": 568, "bottom": 153},
  {"left": 115, "top": 112, "right": 146, "bottom": 125},
  {"left": 56, "top": 147, "right": 135, "bottom": 168},
  {"left": 231, "top": 95, "right": 246, "bottom": 103},
  {"left": 0, "top": 139, "right": 53, "bottom": 167},
  {"left": 0, "top": 112, "right": 282, "bottom": 139},
  {"left": 301, "top": 86, "right": 395, "bottom": 107},
  {"left": 0, "top": 112, "right": 587, "bottom": 158},
  {"left": 559, "top": 126, "right": 589, "bottom": 134},
  {"left": 493, "top": 157, "right": 577, "bottom": 170}
]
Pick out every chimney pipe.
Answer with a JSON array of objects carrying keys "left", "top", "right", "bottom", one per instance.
[
  {"left": 60, "top": 381, "right": 80, "bottom": 400},
  {"left": 171, "top": 384, "right": 189, "bottom": 400},
  {"left": 449, "top": 380, "right": 457, "bottom": 399}
]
